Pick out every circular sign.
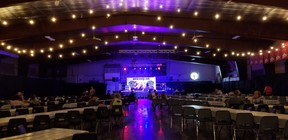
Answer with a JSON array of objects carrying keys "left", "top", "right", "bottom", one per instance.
[{"left": 190, "top": 72, "right": 199, "bottom": 80}]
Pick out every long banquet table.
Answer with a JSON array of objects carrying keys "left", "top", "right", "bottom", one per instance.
[
  {"left": 182, "top": 105, "right": 288, "bottom": 128},
  {"left": 1, "top": 128, "right": 88, "bottom": 140},
  {"left": 0, "top": 106, "right": 105, "bottom": 127}
]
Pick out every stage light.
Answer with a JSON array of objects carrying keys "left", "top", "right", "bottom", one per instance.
[
  {"left": 158, "top": 67, "right": 161, "bottom": 70},
  {"left": 124, "top": 67, "right": 127, "bottom": 71},
  {"left": 190, "top": 72, "right": 199, "bottom": 80},
  {"left": 144, "top": 68, "right": 147, "bottom": 70}
]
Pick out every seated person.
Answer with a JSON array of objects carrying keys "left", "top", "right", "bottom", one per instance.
[
  {"left": 214, "top": 89, "right": 223, "bottom": 95},
  {"left": 173, "top": 89, "right": 180, "bottom": 95},
  {"left": 98, "top": 100, "right": 106, "bottom": 107},
  {"left": 28, "top": 94, "right": 40, "bottom": 106},
  {"left": 110, "top": 93, "right": 123, "bottom": 125},
  {"left": 10, "top": 92, "right": 29, "bottom": 108},
  {"left": 227, "top": 91, "right": 244, "bottom": 109},
  {"left": 110, "top": 93, "right": 123, "bottom": 109},
  {"left": 105, "top": 90, "right": 112, "bottom": 99},
  {"left": 160, "top": 91, "right": 168, "bottom": 109},
  {"left": 252, "top": 90, "right": 263, "bottom": 104},
  {"left": 88, "top": 95, "right": 99, "bottom": 106},
  {"left": 80, "top": 91, "right": 90, "bottom": 102}
]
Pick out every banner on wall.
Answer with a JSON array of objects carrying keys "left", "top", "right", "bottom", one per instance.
[
  {"left": 282, "top": 46, "right": 288, "bottom": 60},
  {"left": 259, "top": 54, "right": 263, "bottom": 64},
  {"left": 269, "top": 50, "right": 275, "bottom": 62},
  {"left": 126, "top": 77, "right": 156, "bottom": 91},
  {"left": 264, "top": 51, "right": 269, "bottom": 64},
  {"left": 275, "top": 49, "right": 282, "bottom": 61}
]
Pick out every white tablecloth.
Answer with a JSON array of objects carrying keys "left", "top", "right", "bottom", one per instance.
[
  {"left": 1, "top": 128, "right": 88, "bottom": 140},
  {"left": 182, "top": 105, "right": 288, "bottom": 128}
]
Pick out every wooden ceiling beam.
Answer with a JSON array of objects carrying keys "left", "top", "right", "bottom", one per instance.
[
  {"left": 0, "top": 15, "right": 287, "bottom": 43},
  {"left": 13, "top": 33, "right": 272, "bottom": 53},
  {"left": 0, "top": 0, "right": 40, "bottom": 7},
  {"left": 219, "top": 0, "right": 288, "bottom": 9}
]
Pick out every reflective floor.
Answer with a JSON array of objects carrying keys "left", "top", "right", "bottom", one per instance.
[{"left": 97, "top": 99, "right": 228, "bottom": 140}]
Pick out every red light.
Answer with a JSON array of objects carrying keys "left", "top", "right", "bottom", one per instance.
[{"left": 123, "top": 67, "right": 127, "bottom": 71}]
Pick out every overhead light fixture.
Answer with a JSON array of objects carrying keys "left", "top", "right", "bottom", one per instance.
[
  {"left": 232, "top": 35, "right": 240, "bottom": 39},
  {"left": 194, "top": 11, "right": 198, "bottom": 16},
  {"left": 182, "top": 33, "right": 186, "bottom": 37},
  {"left": 169, "top": 25, "right": 174, "bottom": 29},
  {"left": 89, "top": 9, "right": 94, "bottom": 14},
  {"left": 6, "top": 45, "right": 11, "bottom": 50},
  {"left": 51, "top": 17, "right": 57, "bottom": 22},
  {"left": 71, "top": 14, "right": 77, "bottom": 19},
  {"left": 262, "top": 16, "right": 267, "bottom": 21},
  {"left": 157, "top": 16, "right": 161, "bottom": 21},
  {"left": 236, "top": 15, "right": 242, "bottom": 21},
  {"left": 2, "top": 20, "right": 8, "bottom": 26},
  {"left": 29, "top": 19, "right": 35, "bottom": 25},
  {"left": 215, "top": 14, "right": 220, "bottom": 19},
  {"left": 81, "top": 33, "right": 85, "bottom": 37},
  {"left": 177, "top": 8, "right": 181, "bottom": 13},
  {"left": 59, "top": 44, "right": 63, "bottom": 48},
  {"left": 44, "top": 36, "right": 55, "bottom": 41},
  {"left": 69, "top": 39, "right": 73, "bottom": 44}
]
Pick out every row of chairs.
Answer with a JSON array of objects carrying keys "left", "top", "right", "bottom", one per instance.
[
  {"left": 0, "top": 102, "right": 89, "bottom": 118},
  {"left": 242, "top": 104, "right": 286, "bottom": 114},
  {"left": 1, "top": 105, "right": 124, "bottom": 137},
  {"left": 171, "top": 106, "right": 288, "bottom": 140}
]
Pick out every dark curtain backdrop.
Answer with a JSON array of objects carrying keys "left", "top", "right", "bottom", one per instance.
[{"left": 0, "top": 75, "right": 107, "bottom": 99}]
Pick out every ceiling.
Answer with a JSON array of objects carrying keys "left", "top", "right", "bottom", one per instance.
[{"left": 0, "top": 0, "right": 288, "bottom": 64}]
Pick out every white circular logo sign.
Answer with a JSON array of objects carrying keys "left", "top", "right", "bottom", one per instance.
[{"left": 190, "top": 72, "right": 199, "bottom": 80}]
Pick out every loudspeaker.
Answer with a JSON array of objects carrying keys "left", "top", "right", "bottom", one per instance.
[{"left": 112, "top": 77, "right": 119, "bottom": 82}]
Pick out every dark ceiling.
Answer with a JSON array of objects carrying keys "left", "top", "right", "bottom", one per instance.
[{"left": 0, "top": 0, "right": 287, "bottom": 64}]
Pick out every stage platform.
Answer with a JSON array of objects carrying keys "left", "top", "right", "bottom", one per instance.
[{"left": 121, "top": 90, "right": 166, "bottom": 98}]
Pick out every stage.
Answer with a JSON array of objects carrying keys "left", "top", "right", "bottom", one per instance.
[{"left": 121, "top": 90, "right": 166, "bottom": 98}]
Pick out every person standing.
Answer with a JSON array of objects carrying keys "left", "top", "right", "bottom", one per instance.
[{"left": 263, "top": 84, "right": 272, "bottom": 96}]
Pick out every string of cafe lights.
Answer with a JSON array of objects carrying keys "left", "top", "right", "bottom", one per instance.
[
  {"left": 0, "top": 23, "right": 282, "bottom": 59},
  {"left": 0, "top": 2, "right": 287, "bottom": 59}
]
